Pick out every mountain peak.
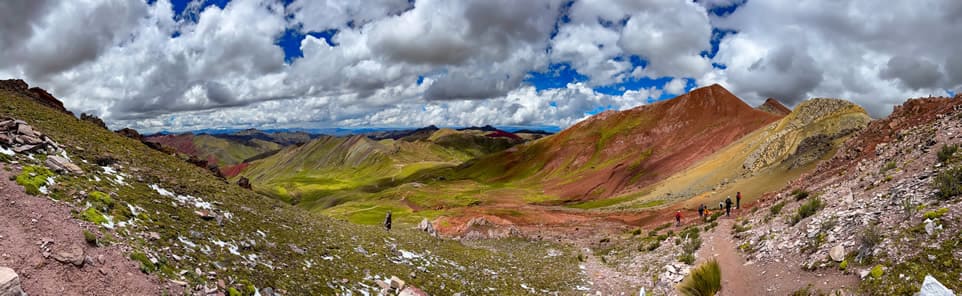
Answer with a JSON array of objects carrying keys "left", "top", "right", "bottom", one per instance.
[{"left": 757, "top": 98, "right": 792, "bottom": 116}]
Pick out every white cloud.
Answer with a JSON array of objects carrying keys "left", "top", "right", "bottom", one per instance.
[{"left": 2, "top": 0, "right": 962, "bottom": 132}]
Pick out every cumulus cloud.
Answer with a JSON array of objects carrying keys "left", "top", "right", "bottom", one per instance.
[{"left": 2, "top": 0, "right": 962, "bottom": 132}]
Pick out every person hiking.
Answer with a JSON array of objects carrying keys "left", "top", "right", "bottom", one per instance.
[
  {"left": 736, "top": 192, "right": 742, "bottom": 209},
  {"left": 384, "top": 211, "right": 392, "bottom": 231},
  {"left": 675, "top": 210, "right": 682, "bottom": 226},
  {"left": 725, "top": 196, "right": 733, "bottom": 217},
  {"left": 697, "top": 204, "right": 705, "bottom": 218},
  {"left": 719, "top": 201, "right": 724, "bottom": 211}
]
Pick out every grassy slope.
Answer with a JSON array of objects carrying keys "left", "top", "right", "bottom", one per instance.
[
  {"left": 0, "top": 90, "right": 584, "bottom": 295},
  {"left": 192, "top": 135, "right": 281, "bottom": 165}
]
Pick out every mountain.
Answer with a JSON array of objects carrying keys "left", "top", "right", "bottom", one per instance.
[
  {"left": 143, "top": 133, "right": 282, "bottom": 167},
  {"left": 236, "top": 128, "right": 528, "bottom": 209},
  {"left": 756, "top": 98, "right": 792, "bottom": 116},
  {"left": 457, "top": 84, "right": 784, "bottom": 202},
  {"left": 0, "top": 81, "right": 584, "bottom": 295}
]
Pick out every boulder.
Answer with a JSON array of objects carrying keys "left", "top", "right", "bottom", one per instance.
[
  {"left": 919, "top": 275, "right": 955, "bottom": 296},
  {"left": 51, "top": 243, "right": 85, "bottom": 267},
  {"left": 80, "top": 113, "right": 108, "bottom": 130},
  {"left": 398, "top": 286, "right": 429, "bottom": 296},
  {"left": 45, "top": 155, "right": 84, "bottom": 175},
  {"left": 237, "top": 177, "right": 252, "bottom": 190},
  {"left": 0, "top": 267, "right": 26, "bottom": 296},
  {"left": 829, "top": 244, "right": 845, "bottom": 262},
  {"left": 417, "top": 218, "right": 437, "bottom": 237}
]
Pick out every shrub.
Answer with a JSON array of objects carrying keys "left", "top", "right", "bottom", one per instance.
[
  {"left": 770, "top": 201, "right": 786, "bottom": 216},
  {"left": 856, "top": 224, "right": 882, "bottom": 263},
  {"left": 130, "top": 252, "right": 156, "bottom": 274},
  {"left": 791, "top": 189, "right": 810, "bottom": 201},
  {"left": 87, "top": 191, "right": 114, "bottom": 211},
  {"left": 677, "top": 259, "right": 721, "bottom": 296},
  {"left": 933, "top": 167, "right": 962, "bottom": 200},
  {"left": 646, "top": 240, "right": 661, "bottom": 251},
  {"left": 790, "top": 197, "right": 823, "bottom": 225},
  {"left": 937, "top": 144, "right": 958, "bottom": 163},
  {"left": 81, "top": 208, "right": 108, "bottom": 225}
]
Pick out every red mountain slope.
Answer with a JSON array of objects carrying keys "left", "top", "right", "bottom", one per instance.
[
  {"left": 462, "top": 84, "right": 785, "bottom": 201},
  {"left": 757, "top": 98, "right": 792, "bottom": 116}
]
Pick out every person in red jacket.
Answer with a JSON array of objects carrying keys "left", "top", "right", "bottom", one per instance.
[{"left": 675, "top": 210, "right": 682, "bottom": 226}]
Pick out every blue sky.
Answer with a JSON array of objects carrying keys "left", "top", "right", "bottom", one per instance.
[{"left": 3, "top": 0, "right": 959, "bottom": 133}]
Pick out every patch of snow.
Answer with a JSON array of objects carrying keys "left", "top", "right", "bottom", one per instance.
[
  {"left": 0, "top": 146, "right": 13, "bottom": 156},
  {"left": 26, "top": 154, "right": 34, "bottom": 160},
  {"left": 93, "top": 175, "right": 101, "bottom": 182},
  {"left": 194, "top": 200, "right": 212, "bottom": 210},
  {"left": 321, "top": 255, "right": 334, "bottom": 261},
  {"left": 45, "top": 176, "right": 55, "bottom": 186},
  {"left": 101, "top": 166, "right": 116, "bottom": 175},
  {"left": 127, "top": 203, "right": 141, "bottom": 216},
  {"left": 101, "top": 215, "right": 115, "bottom": 229},
  {"left": 150, "top": 184, "right": 175, "bottom": 197},
  {"left": 59, "top": 150, "right": 69, "bottom": 160},
  {"left": 256, "top": 230, "right": 267, "bottom": 238},
  {"left": 38, "top": 186, "right": 49, "bottom": 195},
  {"left": 399, "top": 250, "right": 421, "bottom": 259},
  {"left": 178, "top": 237, "right": 197, "bottom": 248}
]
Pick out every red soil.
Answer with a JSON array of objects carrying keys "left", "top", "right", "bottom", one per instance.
[
  {"left": 0, "top": 165, "right": 180, "bottom": 295},
  {"left": 517, "top": 84, "right": 784, "bottom": 201},
  {"left": 485, "top": 130, "right": 521, "bottom": 139},
  {"left": 221, "top": 162, "right": 250, "bottom": 178},
  {"left": 143, "top": 134, "right": 198, "bottom": 156}
]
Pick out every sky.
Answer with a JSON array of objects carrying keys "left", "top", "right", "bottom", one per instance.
[{"left": 1, "top": 0, "right": 961, "bottom": 133}]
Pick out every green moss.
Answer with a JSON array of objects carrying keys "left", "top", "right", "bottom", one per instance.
[
  {"left": 81, "top": 208, "right": 108, "bottom": 225},
  {"left": 839, "top": 259, "right": 848, "bottom": 270},
  {"left": 227, "top": 287, "right": 241, "bottom": 296},
  {"left": 87, "top": 191, "right": 114, "bottom": 211},
  {"left": 130, "top": 252, "right": 156, "bottom": 274},
  {"left": 870, "top": 264, "right": 884, "bottom": 279},
  {"left": 15, "top": 165, "right": 54, "bottom": 195},
  {"left": 922, "top": 208, "right": 948, "bottom": 220}
]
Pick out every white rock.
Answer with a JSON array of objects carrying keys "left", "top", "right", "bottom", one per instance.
[
  {"left": 924, "top": 219, "right": 936, "bottom": 236},
  {"left": 0, "top": 267, "right": 26, "bottom": 296},
  {"left": 829, "top": 244, "right": 846, "bottom": 262},
  {"left": 919, "top": 275, "right": 955, "bottom": 296}
]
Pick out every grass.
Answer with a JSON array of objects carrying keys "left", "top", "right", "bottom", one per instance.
[
  {"left": 937, "top": 144, "right": 958, "bottom": 163},
  {"left": 933, "top": 166, "right": 962, "bottom": 200},
  {"left": 922, "top": 207, "right": 948, "bottom": 220},
  {"left": 83, "top": 230, "right": 98, "bottom": 246},
  {"left": 770, "top": 201, "right": 786, "bottom": 216},
  {"left": 677, "top": 259, "right": 721, "bottom": 296},
  {"left": 879, "top": 161, "right": 896, "bottom": 174},
  {"left": 791, "top": 188, "right": 810, "bottom": 201},
  {"left": 790, "top": 197, "right": 823, "bottom": 226},
  {"left": 565, "top": 194, "right": 636, "bottom": 209},
  {"left": 0, "top": 89, "right": 588, "bottom": 294}
]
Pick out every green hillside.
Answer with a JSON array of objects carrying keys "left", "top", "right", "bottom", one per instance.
[{"left": 0, "top": 88, "right": 583, "bottom": 295}]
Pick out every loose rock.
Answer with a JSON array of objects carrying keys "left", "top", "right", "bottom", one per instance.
[{"left": 0, "top": 267, "right": 26, "bottom": 296}]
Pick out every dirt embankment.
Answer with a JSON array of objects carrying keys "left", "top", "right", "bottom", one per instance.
[{"left": 0, "top": 165, "right": 177, "bottom": 295}]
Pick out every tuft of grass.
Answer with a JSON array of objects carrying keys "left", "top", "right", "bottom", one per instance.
[
  {"left": 227, "top": 288, "right": 241, "bottom": 296},
  {"left": 83, "top": 230, "right": 98, "bottom": 246},
  {"left": 791, "top": 189, "right": 810, "bottom": 201},
  {"left": 933, "top": 166, "right": 962, "bottom": 200},
  {"left": 87, "top": 191, "right": 114, "bottom": 211},
  {"left": 15, "top": 165, "right": 54, "bottom": 195},
  {"left": 879, "top": 161, "right": 897, "bottom": 174},
  {"left": 937, "top": 144, "right": 958, "bottom": 163},
  {"left": 839, "top": 259, "right": 848, "bottom": 271},
  {"left": 790, "top": 197, "right": 823, "bottom": 226},
  {"left": 677, "top": 259, "right": 721, "bottom": 296},
  {"left": 770, "top": 201, "right": 786, "bottom": 216},
  {"left": 856, "top": 224, "right": 882, "bottom": 264},
  {"left": 791, "top": 284, "right": 823, "bottom": 296},
  {"left": 130, "top": 252, "right": 157, "bottom": 274}
]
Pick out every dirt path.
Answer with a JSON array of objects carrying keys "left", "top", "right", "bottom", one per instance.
[
  {"left": 0, "top": 164, "right": 179, "bottom": 295},
  {"left": 698, "top": 217, "right": 859, "bottom": 295}
]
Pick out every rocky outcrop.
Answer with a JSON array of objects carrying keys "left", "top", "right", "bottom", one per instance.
[
  {"left": 743, "top": 98, "right": 871, "bottom": 173},
  {"left": 0, "top": 79, "right": 72, "bottom": 116},
  {"left": 0, "top": 117, "right": 64, "bottom": 155},
  {"left": 80, "top": 113, "right": 108, "bottom": 130},
  {"left": 45, "top": 155, "right": 83, "bottom": 175},
  {"left": 756, "top": 98, "right": 792, "bottom": 116},
  {"left": 115, "top": 128, "right": 142, "bottom": 140},
  {"left": 417, "top": 218, "right": 437, "bottom": 237}
]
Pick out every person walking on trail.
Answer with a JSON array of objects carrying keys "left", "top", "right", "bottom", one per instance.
[
  {"left": 697, "top": 204, "right": 705, "bottom": 219},
  {"left": 725, "top": 196, "right": 733, "bottom": 217},
  {"left": 384, "top": 211, "right": 392, "bottom": 231},
  {"left": 719, "top": 201, "right": 724, "bottom": 211},
  {"left": 675, "top": 210, "right": 682, "bottom": 226},
  {"left": 736, "top": 191, "right": 742, "bottom": 209}
]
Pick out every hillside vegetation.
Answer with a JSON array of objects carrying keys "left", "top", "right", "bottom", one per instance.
[{"left": 0, "top": 88, "right": 584, "bottom": 295}]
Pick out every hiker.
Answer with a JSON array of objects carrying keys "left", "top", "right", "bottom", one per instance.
[
  {"left": 384, "top": 211, "right": 392, "bottom": 231},
  {"left": 697, "top": 204, "right": 705, "bottom": 218},
  {"left": 736, "top": 192, "right": 742, "bottom": 209},
  {"left": 675, "top": 210, "right": 682, "bottom": 226},
  {"left": 719, "top": 201, "right": 724, "bottom": 211},
  {"left": 725, "top": 196, "right": 733, "bottom": 217}
]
